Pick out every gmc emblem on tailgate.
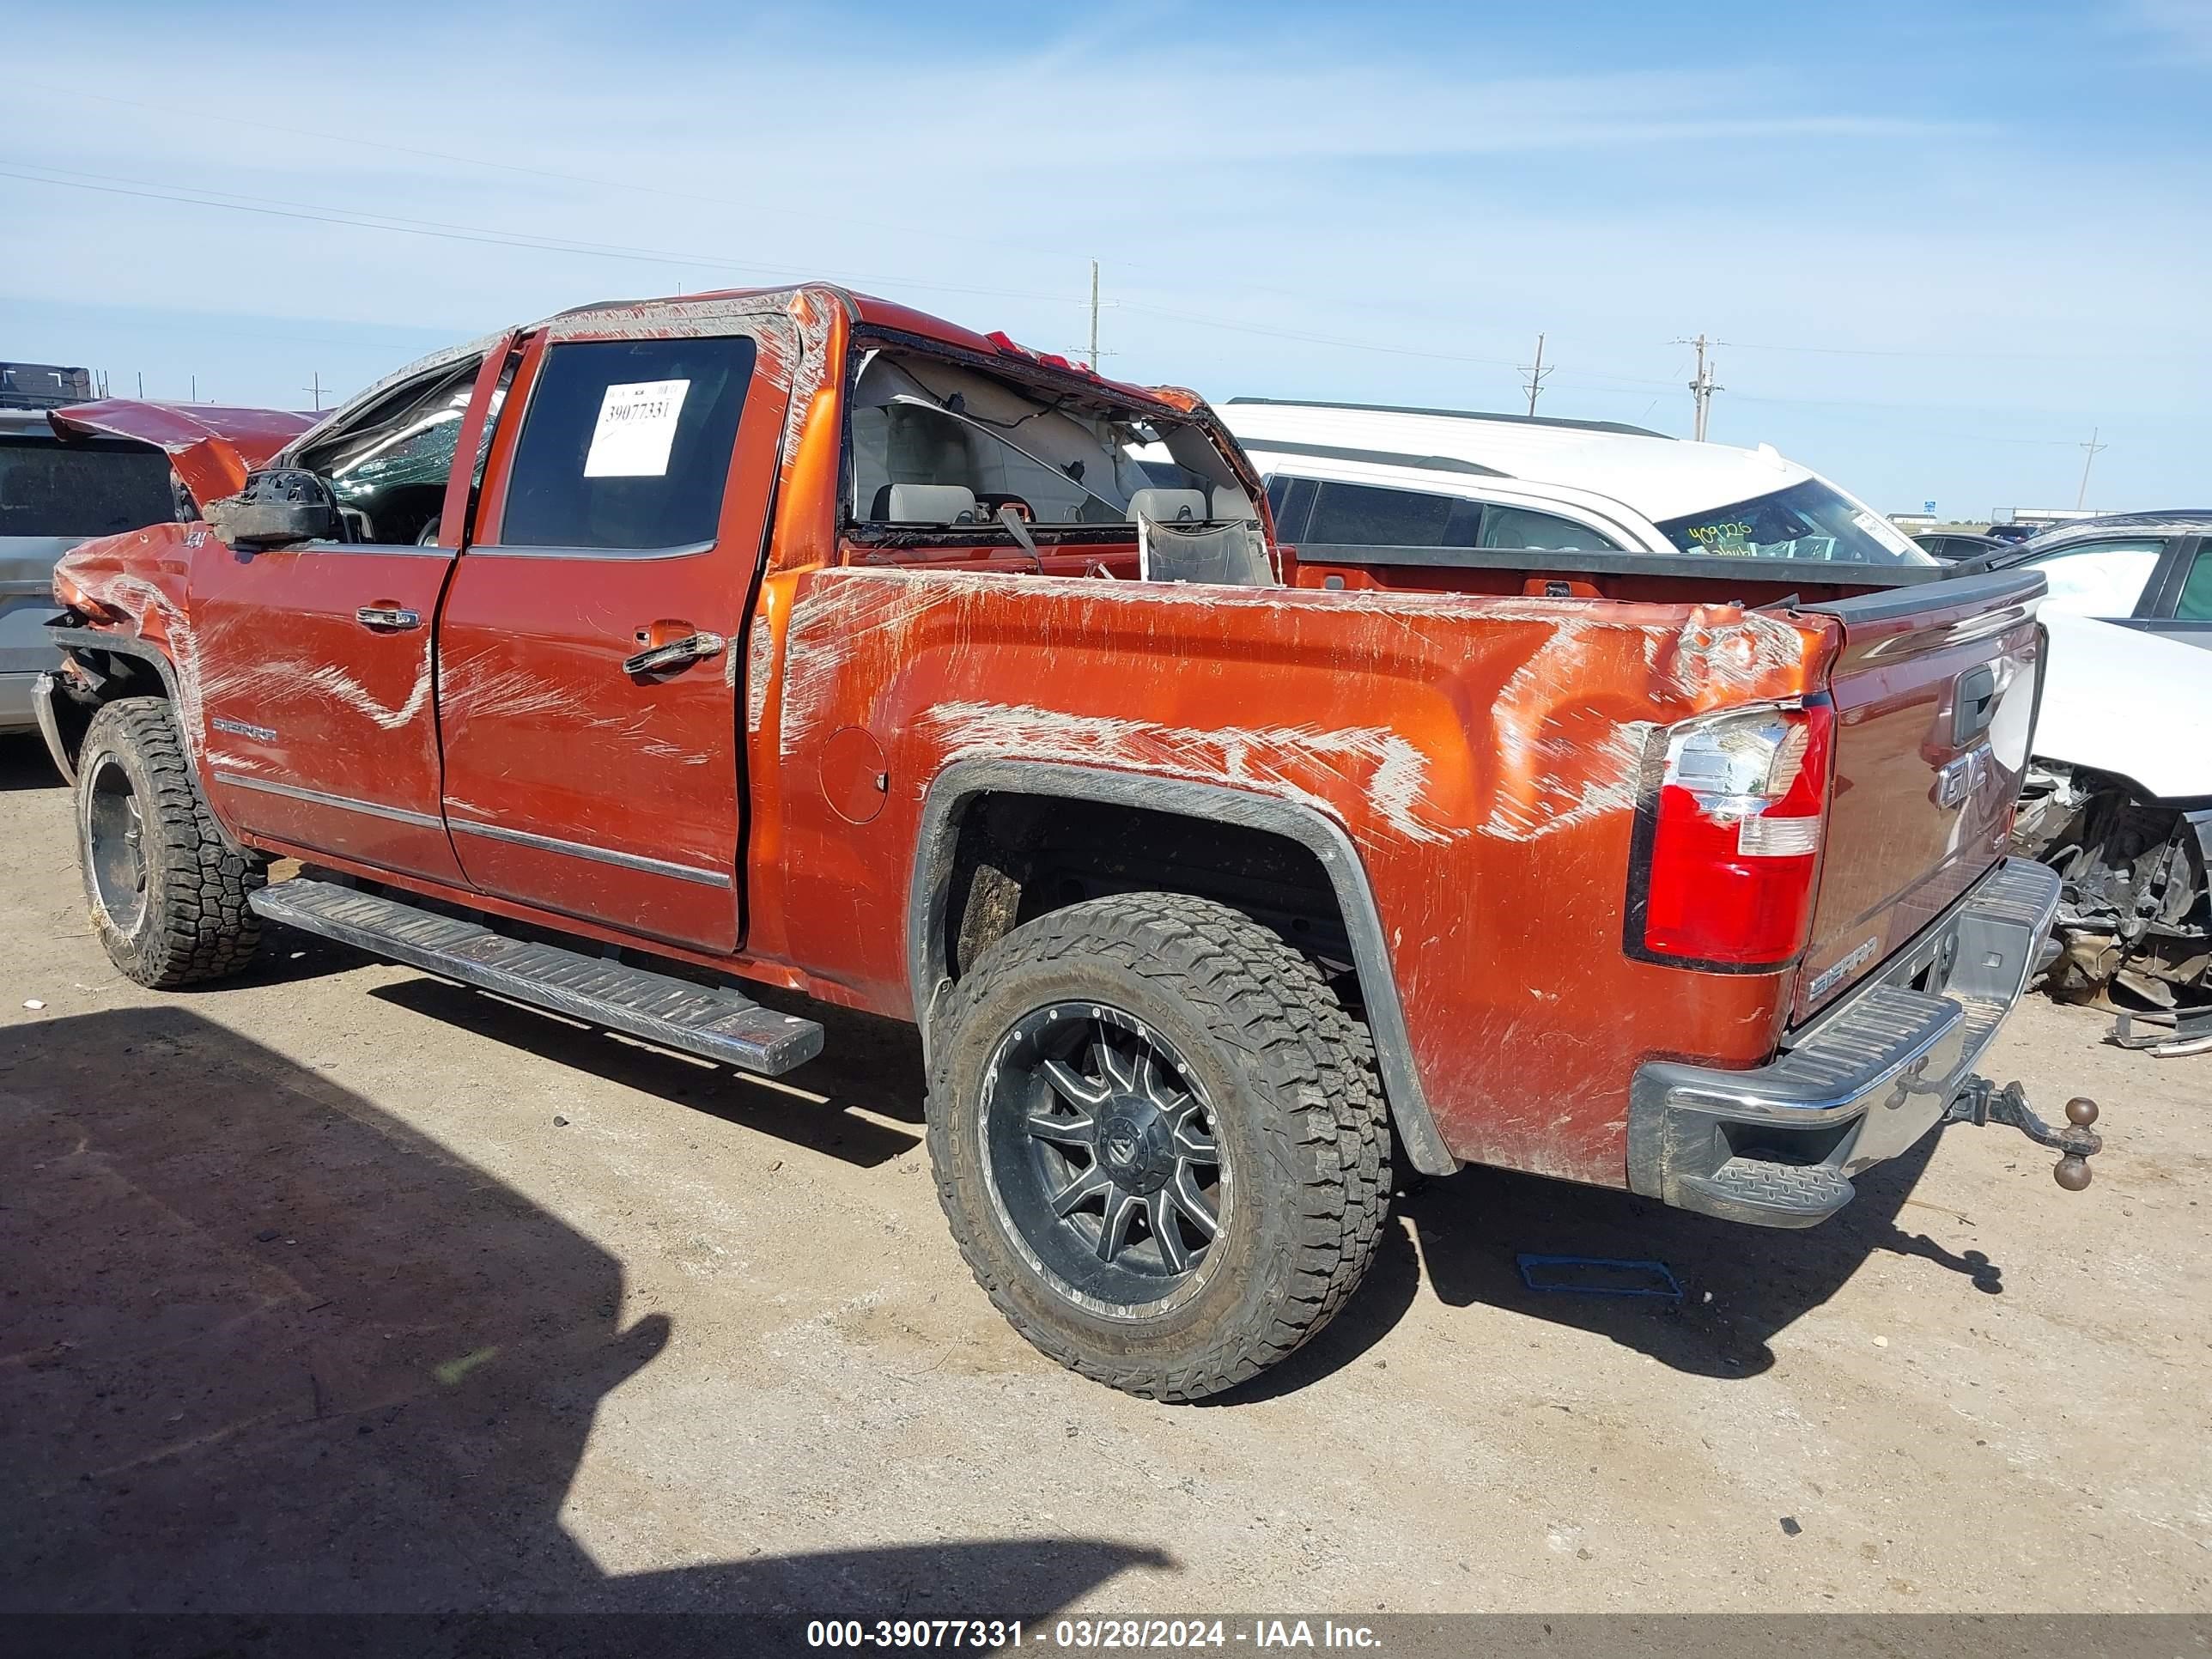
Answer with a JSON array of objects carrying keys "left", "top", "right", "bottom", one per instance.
[{"left": 1936, "top": 744, "right": 1993, "bottom": 809}]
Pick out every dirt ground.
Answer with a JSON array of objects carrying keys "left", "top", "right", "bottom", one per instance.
[{"left": 2, "top": 730, "right": 2206, "bottom": 1619}]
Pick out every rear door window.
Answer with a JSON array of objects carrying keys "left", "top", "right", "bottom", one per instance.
[
  {"left": 2020, "top": 538, "right": 2166, "bottom": 619},
  {"left": 1478, "top": 504, "right": 1618, "bottom": 551},
  {"left": 499, "top": 336, "right": 757, "bottom": 550},
  {"left": 1304, "top": 482, "right": 1482, "bottom": 547},
  {"left": 1265, "top": 475, "right": 1316, "bottom": 541},
  {"left": 2174, "top": 544, "right": 2212, "bottom": 621}
]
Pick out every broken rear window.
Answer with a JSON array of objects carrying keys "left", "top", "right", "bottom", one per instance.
[{"left": 844, "top": 349, "right": 1252, "bottom": 534}]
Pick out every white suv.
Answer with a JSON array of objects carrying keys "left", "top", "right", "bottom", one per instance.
[{"left": 1218, "top": 398, "right": 1933, "bottom": 568}]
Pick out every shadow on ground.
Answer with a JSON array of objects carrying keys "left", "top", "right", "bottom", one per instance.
[
  {"left": 368, "top": 976, "right": 927, "bottom": 1165},
  {"left": 0, "top": 1007, "right": 1162, "bottom": 1615},
  {"left": 1227, "top": 1131, "right": 2002, "bottom": 1401},
  {"left": 0, "top": 733, "right": 64, "bottom": 793}
]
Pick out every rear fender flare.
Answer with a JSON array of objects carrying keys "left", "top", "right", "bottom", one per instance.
[{"left": 906, "top": 757, "right": 1458, "bottom": 1176}]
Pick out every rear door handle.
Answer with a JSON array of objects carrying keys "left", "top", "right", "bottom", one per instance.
[
  {"left": 623, "top": 629, "right": 726, "bottom": 677},
  {"left": 356, "top": 605, "right": 421, "bottom": 630}
]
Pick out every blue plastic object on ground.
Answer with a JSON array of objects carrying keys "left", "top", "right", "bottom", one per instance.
[{"left": 1515, "top": 1254, "right": 1683, "bottom": 1300}]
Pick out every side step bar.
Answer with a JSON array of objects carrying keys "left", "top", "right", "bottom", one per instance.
[{"left": 250, "top": 878, "right": 823, "bottom": 1076}]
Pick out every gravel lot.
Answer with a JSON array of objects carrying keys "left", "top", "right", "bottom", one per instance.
[{"left": 2, "top": 730, "right": 2206, "bottom": 1618}]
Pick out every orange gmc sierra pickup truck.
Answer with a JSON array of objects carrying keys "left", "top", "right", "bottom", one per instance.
[{"left": 34, "top": 285, "right": 2101, "bottom": 1401}]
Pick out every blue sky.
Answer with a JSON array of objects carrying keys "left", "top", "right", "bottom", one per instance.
[{"left": 5, "top": 0, "right": 2208, "bottom": 516}]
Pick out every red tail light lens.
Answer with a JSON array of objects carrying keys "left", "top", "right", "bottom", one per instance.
[{"left": 1634, "top": 701, "right": 1835, "bottom": 968}]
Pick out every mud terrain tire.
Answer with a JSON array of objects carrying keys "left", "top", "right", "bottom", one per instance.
[
  {"left": 927, "top": 892, "right": 1391, "bottom": 1401},
  {"left": 75, "top": 697, "right": 266, "bottom": 988}
]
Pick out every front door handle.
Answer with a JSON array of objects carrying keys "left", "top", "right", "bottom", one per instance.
[
  {"left": 623, "top": 629, "right": 726, "bottom": 677},
  {"left": 356, "top": 604, "right": 421, "bottom": 630}
]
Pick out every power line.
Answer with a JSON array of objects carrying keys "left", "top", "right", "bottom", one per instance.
[
  {"left": 49, "top": 87, "right": 1370, "bottom": 325},
  {"left": 0, "top": 163, "right": 1092, "bottom": 312},
  {"left": 58, "top": 87, "right": 1062, "bottom": 269},
  {"left": 1723, "top": 386, "right": 2122, "bottom": 442},
  {"left": 1110, "top": 298, "right": 1522, "bottom": 368},
  {"left": 27, "top": 89, "right": 2186, "bottom": 396},
  {"left": 0, "top": 162, "right": 1537, "bottom": 376},
  {"left": 1724, "top": 337, "right": 2166, "bottom": 366},
  {"left": 3, "top": 151, "right": 2153, "bottom": 447}
]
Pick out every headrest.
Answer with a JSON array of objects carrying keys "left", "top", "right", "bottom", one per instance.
[
  {"left": 1211, "top": 486, "right": 1257, "bottom": 522},
  {"left": 1127, "top": 487, "right": 1208, "bottom": 525},
  {"left": 872, "top": 483, "right": 979, "bottom": 523}
]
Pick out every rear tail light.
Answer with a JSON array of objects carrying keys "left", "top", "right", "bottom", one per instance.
[{"left": 1630, "top": 700, "right": 1836, "bottom": 969}]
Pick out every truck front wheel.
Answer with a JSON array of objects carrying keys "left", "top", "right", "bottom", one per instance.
[
  {"left": 927, "top": 892, "right": 1391, "bottom": 1401},
  {"left": 75, "top": 697, "right": 266, "bottom": 988}
]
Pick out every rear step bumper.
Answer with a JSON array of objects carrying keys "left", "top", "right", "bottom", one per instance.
[
  {"left": 250, "top": 878, "right": 823, "bottom": 1076},
  {"left": 1627, "top": 858, "right": 2063, "bottom": 1228}
]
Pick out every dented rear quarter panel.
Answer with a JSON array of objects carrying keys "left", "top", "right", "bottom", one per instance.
[{"left": 759, "top": 562, "right": 1834, "bottom": 1186}]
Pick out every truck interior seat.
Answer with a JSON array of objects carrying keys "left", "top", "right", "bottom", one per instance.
[
  {"left": 869, "top": 483, "right": 979, "bottom": 524},
  {"left": 1127, "top": 487, "right": 1208, "bottom": 525}
]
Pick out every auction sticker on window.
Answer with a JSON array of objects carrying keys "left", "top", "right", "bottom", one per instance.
[{"left": 583, "top": 379, "right": 690, "bottom": 477}]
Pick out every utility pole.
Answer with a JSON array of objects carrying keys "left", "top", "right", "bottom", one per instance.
[
  {"left": 1676, "top": 333, "right": 1722, "bottom": 441},
  {"left": 1088, "top": 259, "right": 1101, "bottom": 371},
  {"left": 305, "top": 372, "right": 323, "bottom": 411},
  {"left": 136, "top": 371, "right": 144, "bottom": 398},
  {"left": 2075, "top": 427, "right": 2107, "bottom": 510},
  {"left": 189, "top": 374, "right": 198, "bottom": 403},
  {"left": 1519, "top": 331, "right": 1552, "bottom": 416}
]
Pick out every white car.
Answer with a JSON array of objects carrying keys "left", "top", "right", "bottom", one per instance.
[
  {"left": 1973, "top": 518, "right": 2212, "bottom": 1031},
  {"left": 1216, "top": 398, "right": 1936, "bottom": 568}
]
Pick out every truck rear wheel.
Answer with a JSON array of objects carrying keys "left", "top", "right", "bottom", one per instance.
[
  {"left": 927, "top": 892, "right": 1390, "bottom": 1401},
  {"left": 75, "top": 697, "right": 266, "bottom": 988}
]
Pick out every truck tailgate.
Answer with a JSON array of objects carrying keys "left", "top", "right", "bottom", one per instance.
[{"left": 1793, "top": 568, "right": 2047, "bottom": 1022}]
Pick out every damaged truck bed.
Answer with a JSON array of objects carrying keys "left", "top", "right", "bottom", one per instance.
[{"left": 33, "top": 284, "right": 2105, "bottom": 1402}]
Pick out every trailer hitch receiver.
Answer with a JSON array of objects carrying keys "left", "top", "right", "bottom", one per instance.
[{"left": 1945, "top": 1077, "right": 2102, "bottom": 1191}]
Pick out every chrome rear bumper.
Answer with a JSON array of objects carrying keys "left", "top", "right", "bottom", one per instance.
[{"left": 1628, "top": 858, "right": 2064, "bottom": 1227}]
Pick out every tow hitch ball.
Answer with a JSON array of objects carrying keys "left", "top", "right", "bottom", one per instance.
[{"left": 1945, "top": 1078, "right": 2103, "bottom": 1191}]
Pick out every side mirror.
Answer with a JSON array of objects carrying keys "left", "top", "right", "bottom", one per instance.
[{"left": 206, "top": 468, "right": 343, "bottom": 550}]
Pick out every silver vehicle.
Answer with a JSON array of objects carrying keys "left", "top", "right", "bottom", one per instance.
[{"left": 1, "top": 405, "right": 183, "bottom": 734}]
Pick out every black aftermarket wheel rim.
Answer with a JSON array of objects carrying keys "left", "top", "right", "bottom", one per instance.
[
  {"left": 85, "top": 754, "right": 149, "bottom": 934},
  {"left": 981, "top": 1002, "right": 1226, "bottom": 1314}
]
